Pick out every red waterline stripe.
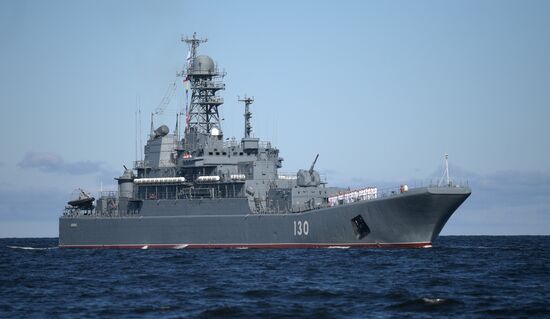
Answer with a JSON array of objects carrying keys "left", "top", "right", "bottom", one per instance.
[{"left": 59, "top": 242, "right": 432, "bottom": 249}]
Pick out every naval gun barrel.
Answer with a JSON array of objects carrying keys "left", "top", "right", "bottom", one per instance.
[{"left": 309, "top": 154, "right": 319, "bottom": 174}]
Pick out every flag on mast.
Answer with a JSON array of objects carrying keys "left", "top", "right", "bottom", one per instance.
[{"left": 184, "top": 50, "right": 191, "bottom": 81}]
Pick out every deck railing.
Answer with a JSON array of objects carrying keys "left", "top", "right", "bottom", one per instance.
[{"left": 329, "top": 179, "right": 469, "bottom": 207}]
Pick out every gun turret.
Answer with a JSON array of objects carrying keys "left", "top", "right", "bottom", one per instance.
[{"left": 297, "top": 154, "right": 321, "bottom": 187}]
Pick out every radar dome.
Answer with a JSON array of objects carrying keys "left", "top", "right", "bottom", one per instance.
[{"left": 192, "top": 55, "right": 215, "bottom": 74}]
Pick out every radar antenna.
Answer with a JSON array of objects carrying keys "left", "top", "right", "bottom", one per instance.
[{"left": 238, "top": 95, "right": 254, "bottom": 138}]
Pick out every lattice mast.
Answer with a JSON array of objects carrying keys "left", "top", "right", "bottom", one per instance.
[{"left": 181, "top": 32, "right": 225, "bottom": 136}]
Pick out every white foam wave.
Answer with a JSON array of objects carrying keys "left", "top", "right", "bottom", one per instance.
[
  {"left": 422, "top": 298, "right": 445, "bottom": 304},
  {"left": 327, "top": 246, "right": 350, "bottom": 249},
  {"left": 7, "top": 245, "right": 58, "bottom": 250}
]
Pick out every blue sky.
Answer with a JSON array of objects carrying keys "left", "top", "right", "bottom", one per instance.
[{"left": 0, "top": 0, "right": 549, "bottom": 237}]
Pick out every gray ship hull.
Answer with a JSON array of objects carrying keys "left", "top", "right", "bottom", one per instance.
[{"left": 59, "top": 186, "right": 470, "bottom": 249}]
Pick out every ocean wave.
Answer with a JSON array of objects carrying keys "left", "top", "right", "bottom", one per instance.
[
  {"left": 387, "top": 297, "right": 462, "bottom": 311},
  {"left": 1, "top": 236, "right": 549, "bottom": 318},
  {"left": 7, "top": 245, "right": 58, "bottom": 250},
  {"left": 422, "top": 298, "right": 447, "bottom": 304}
]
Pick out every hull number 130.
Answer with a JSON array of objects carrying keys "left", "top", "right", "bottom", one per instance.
[{"left": 293, "top": 220, "right": 309, "bottom": 236}]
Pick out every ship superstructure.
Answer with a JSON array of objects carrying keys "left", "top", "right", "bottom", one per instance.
[{"left": 59, "top": 33, "right": 470, "bottom": 248}]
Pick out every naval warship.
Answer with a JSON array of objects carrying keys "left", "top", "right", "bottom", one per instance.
[{"left": 59, "top": 33, "right": 471, "bottom": 249}]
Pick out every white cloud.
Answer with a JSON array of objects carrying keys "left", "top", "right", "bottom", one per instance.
[{"left": 18, "top": 151, "right": 106, "bottom": 175}]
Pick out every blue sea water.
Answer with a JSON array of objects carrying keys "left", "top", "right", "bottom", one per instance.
[{"left": 1, "top": 236, "right": 549, "bottom": 318}]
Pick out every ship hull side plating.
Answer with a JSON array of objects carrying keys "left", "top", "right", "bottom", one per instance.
[{"left": 59, "top": 187, "right": 470, "bottom": 248}]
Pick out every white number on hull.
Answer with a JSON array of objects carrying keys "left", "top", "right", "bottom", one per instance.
[{"left": 293, "top": 220, "right": 309, "bottom": 236}]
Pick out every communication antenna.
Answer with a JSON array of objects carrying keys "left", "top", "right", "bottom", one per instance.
[
  {"left": 139, "top": 103, "right": 143, "bottom": 161},
  {"left": 238, "top": 95, "right": 254, "bottom": 138},
  {"left": 181, "top": 32, "right": 207, "bottom": 61},
  {"left": 149, "top": 112, "right": 154, "bottom": 139},
  {"left": 438, "top": 153, "right": 451, "bottom": 187},
  {"left": 135, "top": 98, "right": 138, "bottom": 163}
]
